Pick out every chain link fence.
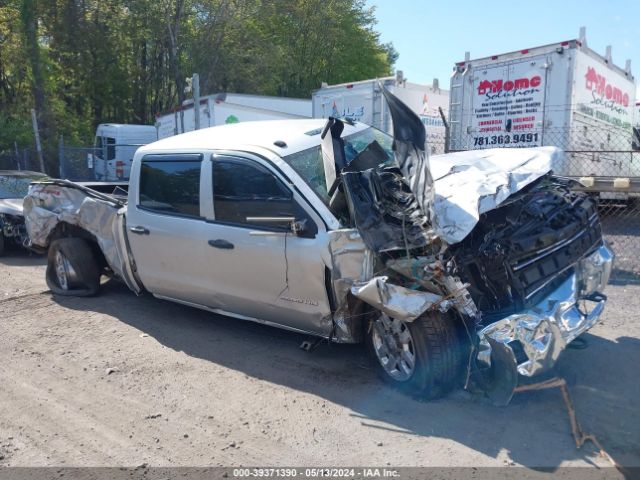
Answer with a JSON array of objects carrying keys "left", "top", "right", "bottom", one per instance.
[
  {"left": 58, "top": 139, "right": 146, "bottom": 182},
  {"left": 59, "top": 145, "right": 101, "bottom": 181},
  {"left": 444, "top": 125, "right": 640, "bottom": 283},
  {"left": 0, "top": 148, "right": 39, "bottom": 172}
]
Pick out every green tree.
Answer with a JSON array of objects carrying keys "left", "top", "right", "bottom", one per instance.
[{"left": 0, "top": 0, "right": 395, "bottom": 173}]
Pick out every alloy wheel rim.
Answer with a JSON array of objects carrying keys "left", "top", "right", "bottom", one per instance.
[
  {"left": 371, "top": 314, "right": 416, "bottom": 381},
  {"left": 54, "top": 251, "right": 70, "bottom": 290}
]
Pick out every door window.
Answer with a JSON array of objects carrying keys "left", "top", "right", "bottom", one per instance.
[
  {"left": 139, "top": 154, "right": 202, "bottom": 218},
  {"left": 212, "top": 158, "right": 313, "bottom": 232}
]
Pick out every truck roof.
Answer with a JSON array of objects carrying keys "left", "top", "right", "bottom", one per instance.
[{"left": 137, "top": 119, "right": 369, "bottom": 157}]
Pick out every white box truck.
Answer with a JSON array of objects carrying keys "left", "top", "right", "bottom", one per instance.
[
  {"left": 448, "top": 29, "right": 637, "bottom": 194},
  {"left": 312, "top": 75, "right": 450, "bottom": 154},
  {"left": 154, "top": 93, "right": 312, "bottom": 140}
]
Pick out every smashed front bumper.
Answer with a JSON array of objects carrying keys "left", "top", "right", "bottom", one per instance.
[{"left": 477, "top": 244, "right": 613, "bottom": 404}]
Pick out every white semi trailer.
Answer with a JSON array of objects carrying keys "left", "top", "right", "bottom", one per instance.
[
  {"left": 312, "top": 75, "right": 450, "bottom": 154},
  {"left": 155, "top": 93, "right": 312, "bottom": 140},
  {"left": 448, "top": 28, "right": 637, "bottom": 194}
]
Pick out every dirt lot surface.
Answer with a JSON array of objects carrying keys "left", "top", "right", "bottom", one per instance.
[{"left": 1, "top": 251, "right": 639, "bottom": 469}]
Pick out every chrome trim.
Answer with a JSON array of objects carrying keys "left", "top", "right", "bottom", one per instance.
[{"left": 478, "top": 244, "right": 614, "bottom": 380}]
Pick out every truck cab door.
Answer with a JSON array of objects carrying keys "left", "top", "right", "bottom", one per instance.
[
  {"left": 199, "top": 152, "right": 333, "bottom": 336},
  {"left": 125, "top": 153, "right": 218, "bottom": 305}
]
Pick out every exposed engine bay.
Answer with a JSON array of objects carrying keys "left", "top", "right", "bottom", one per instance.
[
  {"left": 0, "top": 200, "right": 30, "bottom": 254},
  {"left": 321, "top": 89, "right": 613, "bottom": 404},
  {"left": 449, "top": 175, "right": 602, "bottom": 323}
]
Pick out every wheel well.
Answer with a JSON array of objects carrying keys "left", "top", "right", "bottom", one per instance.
[
  {"left": 47, "top": 223, "right": 108, "bottom": 271},
  {"left": 354, "top": 299, "right": 475, "bottom": 351}
]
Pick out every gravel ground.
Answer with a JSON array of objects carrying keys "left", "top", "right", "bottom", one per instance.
[{"left": 0, "top": 249, "right": 638, "bottom": 470}]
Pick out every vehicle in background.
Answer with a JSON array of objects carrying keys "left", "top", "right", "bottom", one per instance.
[
  {"left": 448, "top": 27, "right": 637, "bottom": 197},
  {"left": 90, "top": 124, "right": 158, "bottom": 182},
  {"left": 86, "top": 95, "right": 312, "bottom": 183},
  {"left": 154, "top": 92, "right": 312, "bottom": 140},
  {"left": 24, "top": 91, "right": 613, "bottom": 405},
  {"left": 312, "top": 73, "right": 450, "bottom": 154},
  {"left": 0, "top": 170, "right": 49, "bottom": 255}
]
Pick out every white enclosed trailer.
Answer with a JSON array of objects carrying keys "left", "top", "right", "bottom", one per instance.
[
  {"left": 448, "top": 29, "right": 637, "bottom": 193},
  {"left": 312, "top": 76, "right": 450, "bottom": 154},
  {"left": 154, "top": 93, "right": 312, "bottom": 140}
]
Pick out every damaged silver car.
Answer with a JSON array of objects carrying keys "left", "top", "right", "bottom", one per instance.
[
  {"left": 0, "top": 170, "right": 49, "bottom": 255},
  {"left": 23, "top": 90, "right": 613, "bottom": 404}
]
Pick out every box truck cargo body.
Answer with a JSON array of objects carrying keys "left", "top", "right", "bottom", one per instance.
[
  {"left": 312, "top": 77, "right": 450, "bottom": 154},
  {"left": 448, "top": 35, "right": 637, "bottom": 184},
  {"left": 155, "top": 93, "right": 312, "bottom": 140}
]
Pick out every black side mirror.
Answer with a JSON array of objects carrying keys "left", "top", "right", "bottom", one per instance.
[{"left": 292, "top": 218, "right": 316, "bottom": 238}]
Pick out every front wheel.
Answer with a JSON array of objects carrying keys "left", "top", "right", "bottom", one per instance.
[
  {"left": 46, "top": 238, "right": 101, "bottom": 296},
  {"left": 366, "top": 311, "right": 464, "bottom": 399}
]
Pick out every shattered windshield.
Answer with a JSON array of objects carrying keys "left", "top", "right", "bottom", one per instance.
[
  {"left": 283, "top": 127, "right": 394, "bottom": 203},
  {"left": 0, "top": 174, "right": 48, "bottom": 199}
]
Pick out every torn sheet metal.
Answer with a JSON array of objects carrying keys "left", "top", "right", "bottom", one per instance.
[
  {"left": 381, "top": 87, "right": 436, "bottom": 225},
  {"left": 328, "top": 229, "right": 374, "bottom": 342},
  {"left": 23, "top": 182, "right": 142, "bottom": 293},
  {"left": 351, "top": 276, "right": 445, "bottom": 322},
  {"left": 336, "top": 87, "right": 436, "bottom": 253},
  {"left": 386, "top": 256, "right": 441, "bottom": 291},
  {"left": 341, "top": 166, "right": 435, "bottom": 252},
  {"left": 429, "top": 147, "right": 564, "bottom": 244},
  {"left": 477, "top": 244, "right": 613, "bottom": 381}
]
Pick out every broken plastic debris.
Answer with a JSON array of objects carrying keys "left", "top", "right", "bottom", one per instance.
[{"left": 350, "top": 276, "right": 443, "bottom": 322}]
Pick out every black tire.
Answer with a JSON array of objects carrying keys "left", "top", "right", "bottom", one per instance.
[
  {"left": 0, "top": 232, "right": 5, "bottom": 256},
  {"left": 366, "top": 310, "right": 464, "bottom": 400},
  {"left": 46, "top": 237, "right": 101, "bottom": 296}
]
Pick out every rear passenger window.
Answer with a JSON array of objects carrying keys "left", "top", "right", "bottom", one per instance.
[{"left": 139, "top": 155, "right": 202, "bottom": 218}]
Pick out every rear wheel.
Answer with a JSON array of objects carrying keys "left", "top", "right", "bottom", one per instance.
[
  {"left": 0, "top": 232, "right": 5, "bottom": 256},
  {"left": 46, "top": 238, "right": 101, "bottom": 296},
  {"left": 366, "top": 311, "right": 464, "bottom": 399}
]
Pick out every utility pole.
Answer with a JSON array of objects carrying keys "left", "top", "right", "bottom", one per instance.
[
  {"left": 439, "top": 106, "right": 450, "bottom": 154},
  {"left": 58, "top": 135, "right": 65, "bottom": 178},
  {"left": 31, "top": 108, "right": 45, "bottom": 173},
  {"left": 14, "top": 142, "right": 20, "bottom": 170},
  {"left": 193, "top": 73, "right": 200, "bottom": 130}
]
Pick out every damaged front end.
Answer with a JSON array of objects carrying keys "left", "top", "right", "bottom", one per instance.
[
  {"left": 0, "top": 211, "right": 29, "bottom": 249},
  {"left": 448, "top": 174, "right": 613, "bottom": 403},
  {"left": 323, "top": 88, "right": 613, "bottom": 404}
]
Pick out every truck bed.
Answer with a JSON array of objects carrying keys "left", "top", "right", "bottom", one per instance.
[{"left": 23, "top": 180, "right": 141, "bottom": 293}]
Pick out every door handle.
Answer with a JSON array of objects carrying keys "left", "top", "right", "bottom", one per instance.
[
  {"left": 208, "top": 239, "right": 234, "bottom": 250},
  {"left": 129, "top": 226, "right": 150, "bottom": 235}
]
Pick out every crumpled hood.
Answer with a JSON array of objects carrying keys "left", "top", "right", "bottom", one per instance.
[
  {"left": 0, "top": 198, "right": 24, "bottom": 217},
  {"left": 430, "top": 146, "right": 564, "bottom": 244}
]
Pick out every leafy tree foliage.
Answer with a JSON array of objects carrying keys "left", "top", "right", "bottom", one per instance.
[{"left": 0, "top": 0, "right": 395, "bottom": 171}]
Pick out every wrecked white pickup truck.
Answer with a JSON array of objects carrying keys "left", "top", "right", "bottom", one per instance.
[{"left": 24, "top": 90, "right": 613, "bottom": 404}]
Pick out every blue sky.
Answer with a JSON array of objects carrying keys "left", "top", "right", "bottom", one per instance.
[{"left": 367, "top": 0, "right": 640, "bottom": 98}]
